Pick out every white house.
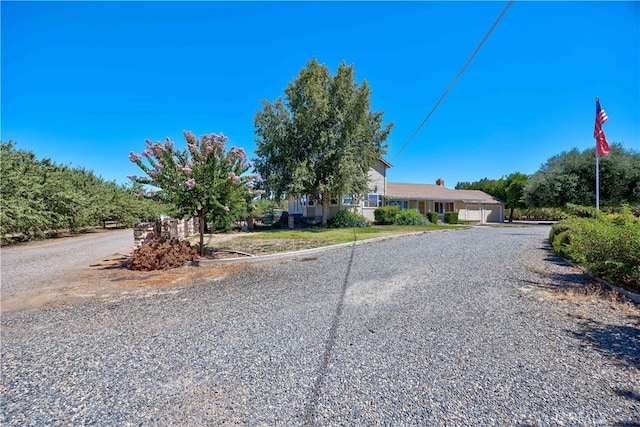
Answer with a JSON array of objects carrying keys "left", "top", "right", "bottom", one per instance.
[{"left": 287, "top": 160, "right": 505, "bottom": 224}]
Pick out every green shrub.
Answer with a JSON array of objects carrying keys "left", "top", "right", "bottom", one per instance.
[
  {"left": 374, "top": 205, "right": 399, "bottom": 225},
  {"left": 331, "top": 210, "right": 369, "bottom": 228},
  {"left": 394, "top": 209, "right": 428, "bottom": 225},
  {"left": 515, "top": 207, "right": 568, "bottom": 221},
  {"left": 426, "top": 211, "right": 438, "bottom": 224},
  {"left": 128, "top": 237, "right": 199, "bottom": 271},
  {"left": 549, "top": 218, "right": 584, "bottom": 244},
  {"left": 564, "top": 203, "right": 598, "bottom": 218},
  {"left": 443, "top": 212, "right": 459, "bottom": 224},
  {"left": 550, "top": 216, "right": 640, "bottom": 291}
]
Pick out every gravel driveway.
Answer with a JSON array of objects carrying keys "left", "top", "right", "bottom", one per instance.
[
  {"left": 1, "top": 229, "right": 132, "bottom": 305},
  {"left": 1, "top": 226, "right": 638, "bottom": 425}
]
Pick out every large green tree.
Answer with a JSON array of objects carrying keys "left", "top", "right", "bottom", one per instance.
[
  {"left": 455, "top": 173, "right": 528, "bottom": 222},
  {"left": 523, "top": 143, "right": 640, "bottom": 208},
  {"left": 254, "top": 59, "right": 393, "bottom": 225},
  {"left": 504, "top": 172, "right": 528, "bottom": 222}
]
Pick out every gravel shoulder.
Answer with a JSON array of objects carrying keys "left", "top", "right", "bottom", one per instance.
[{"left": 1, "top": 225, "right": 638, "bottom": 425}]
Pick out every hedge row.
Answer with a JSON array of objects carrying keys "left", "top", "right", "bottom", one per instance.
[
  {"left": 372, "top": 206, "right": 456, "bottom": 225},
  {"left": 549, "top": 206, "right": 640, "bottom": 291}
]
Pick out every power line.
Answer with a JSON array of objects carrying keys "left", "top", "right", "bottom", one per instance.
[{"left": 392, "top": 0, "right": 514, "bottom": 162}]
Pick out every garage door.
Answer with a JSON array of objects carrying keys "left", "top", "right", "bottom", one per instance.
[
  {"left": 484, "top": 205, "right": 502, "bottom": 223},
  {"left": 464, "top": 203, "right": 481, "bottom": 221}
]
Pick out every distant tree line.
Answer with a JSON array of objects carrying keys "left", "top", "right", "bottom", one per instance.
[
  {"left": 456, "top": 143, "right": 640, "bottom": 219},
  {"left": 1, "top": 141, "right": 168, "bottom": 243}
]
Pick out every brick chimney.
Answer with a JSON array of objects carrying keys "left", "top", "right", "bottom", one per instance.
[{"left": 436, "top": 178, "right": 445, "bottom": 187}]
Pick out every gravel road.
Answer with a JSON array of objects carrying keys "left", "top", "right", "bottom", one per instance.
[
  {"left": 0, "top": 229, "right": 132, "bottom": 304},
  {"left": 1, "top": 226, "right": 638, "bottom": 425}
]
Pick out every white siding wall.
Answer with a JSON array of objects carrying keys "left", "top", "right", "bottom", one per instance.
[{"left": 368, "top": 162, "right": 387, "bottom": 194}]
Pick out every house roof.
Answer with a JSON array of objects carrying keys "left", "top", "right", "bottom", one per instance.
[
  {"left": 386, "top": 182, "right": 504, "bottom": 204},
  {"left": 379, "top": 158, "right": 393, "bottom": 168}
]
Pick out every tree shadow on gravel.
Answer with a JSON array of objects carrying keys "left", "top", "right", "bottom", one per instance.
[
  {"left": 89, "top": 255, "right": 130, "bottom": 270},
  {"left": 569, "top": 318, "right": 640, "bottom": 370},
  {"left": 525, "top": 243, "right": 592, "bottom": 290}
]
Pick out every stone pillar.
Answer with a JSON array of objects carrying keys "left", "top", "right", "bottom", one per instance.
[{"left": 133, "top": 222, "right": 157, "bottom": 250}]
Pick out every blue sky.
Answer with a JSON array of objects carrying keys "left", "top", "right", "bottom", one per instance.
[{"left": 2, "top": 1, "right": 639, "bottom": 188}]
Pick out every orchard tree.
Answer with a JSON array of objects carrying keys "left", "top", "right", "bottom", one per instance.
[
  {"left": 254, "top": 58, "right": 393, "bottom": 225},
  {"left": 128, "top": 131, "right": 257, "bottom": 255}
]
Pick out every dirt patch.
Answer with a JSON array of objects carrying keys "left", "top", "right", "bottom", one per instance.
[{"left": 1, "top": 251, "right": 247, "bottom": 313}]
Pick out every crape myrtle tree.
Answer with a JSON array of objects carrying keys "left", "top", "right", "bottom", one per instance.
[
  {"left": 128, "top": 131, "right": 260, "bottom": 256},
  {"left": 254, "top": 58, "right": 393, "bottom": 225}
]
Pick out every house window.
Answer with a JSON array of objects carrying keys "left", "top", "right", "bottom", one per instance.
[
  {"left": 330, "top": 196, "right": 338, "bottom": 206},
  {"left": 301, "top": 195, "right": 315, "bottom": 207},
  {"left": 364, "top": 194, "right": 383, "bottom": 208},
  {"left": 342, "top": 194, "right": 354, "bottom": 205},
  {"left": 435, "top": 202, "right": 455, "bottom": 213}
]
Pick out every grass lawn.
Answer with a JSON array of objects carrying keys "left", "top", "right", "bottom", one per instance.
[{"left": 192, "top": 224, "right": 462, "bottom": 256}]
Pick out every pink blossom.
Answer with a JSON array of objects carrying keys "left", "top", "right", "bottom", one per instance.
[
  {"left": 252, "top": 205, "right": 257, "bottom": 210},
  {"left": 136, "top": 192, "right": 144, "bottom": 199},
  {"left": 129, "top": 152, "right": 142, "bottom": 162},
  {"left": 182, "top": 166, "right": 192, "bottom": 173},
  {"left": 187, "top": 143, "right": 198, "bottom": 154},
  {"left": 142, "top": 150, "right": 152, "bottom": 158},
  {"left": 224, "top": 206, "right": 230, "bottom": 212},
  {"left": 127, "top": 175, "right": 137, "bottom": 182},
  {"left": 185, "top": 178, "right": 196, "bottom": 189},
  {"left": 147, "top": 189, "right": 157, "bottom": 196},
  {"left": 256, "top": 176, "right": 264, "bottom": 183},
  {"left": 248, "top": 161, "right": 254, "bottom": 168},
  {"left": 227, "top": 172, "right": 240, "bottom": 183},
  {"left": 150, "top": 143, "right": 164, "bottom": 157},
  {"left": 183, "top": 131, "right": 196, "bottom": 145},
  {"left": 255, "top": 189, "right": 266, "bottom": 195}
]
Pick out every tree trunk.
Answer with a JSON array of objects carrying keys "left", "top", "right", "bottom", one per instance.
[
  {"left": 509, "top": 207, "right": 514, "bottom": 223},
  {"left": 198, "top": 211, "right": 206, "bottom": 256},
  {"left": 321, "top": 195, "right": 328, "bottom": 226}
]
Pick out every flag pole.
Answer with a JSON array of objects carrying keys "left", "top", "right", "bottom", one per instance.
[
  {"left": 596, "top": 143, "right": 600, "bottom": 213},
  {"left": 595, "top": 96, "right": 600, "bottom": 215}
]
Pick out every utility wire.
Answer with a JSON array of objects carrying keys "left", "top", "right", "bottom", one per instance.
[{"left": 392, "top": 0, "right": 514, "bottom": 162}]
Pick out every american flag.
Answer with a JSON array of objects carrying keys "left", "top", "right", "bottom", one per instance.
[
  {"left": 594, "top": 99, "right": 608, "bottom": 137},
  {"left": 594, "top": 98, "right": 610, "bottom": 155}
]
